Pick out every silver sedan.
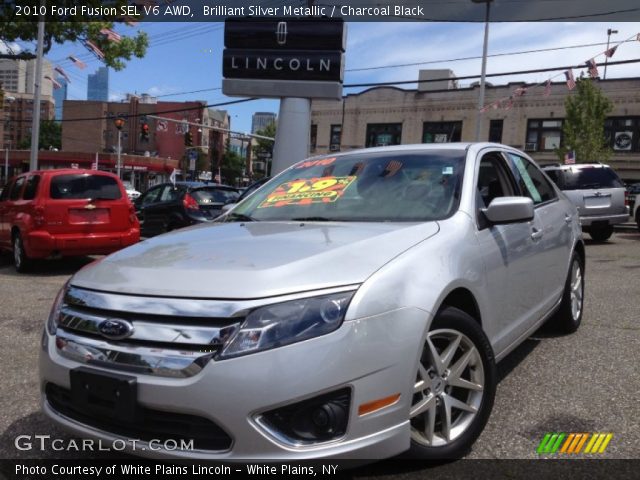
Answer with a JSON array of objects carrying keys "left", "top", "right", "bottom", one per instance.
[{"left": 40, "top": 143, "right": 584, "bottom": 460}]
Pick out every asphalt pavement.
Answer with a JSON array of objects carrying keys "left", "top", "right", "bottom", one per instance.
[{"left": 0, "top": 230, "right": 638, "bottom": 471}]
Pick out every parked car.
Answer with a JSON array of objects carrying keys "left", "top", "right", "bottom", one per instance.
[
  {"left": 0, "top": 169, "right": 139, "bottom": 272},
  {"left": 633, "top": 190, "right": 640, "bottom": 232},
  {"left": 122, "top": 181, "right": 141, "bottom": 201},
  {"left": 221, "top": 176, "right": 272, "bottom": 214},
  {"left": 40, "top": 143, "right": 584, "bottom": 460},
  {"left": 626, "top": 182, "right": 640, "bottom": 218},
  {"left": 543, "top": 163, "right": 629, "bottom": 241},
  {"left": 134, "top": 181, "right": 239, "bottom": 237}
]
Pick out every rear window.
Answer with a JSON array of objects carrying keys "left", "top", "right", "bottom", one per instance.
[
  {"left": 191, "top": 188, "right": 239, "bottom": 205},
  {"left": 50, "top": 174, "right": 122, "bottom": 200},
  {"left": 556, "top": 167, "right": 624, "bottom": 190}
]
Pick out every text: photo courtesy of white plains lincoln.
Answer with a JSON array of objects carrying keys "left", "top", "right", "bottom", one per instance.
[{"left": 40, "top": 143, "right": 585, "bottom": 460}]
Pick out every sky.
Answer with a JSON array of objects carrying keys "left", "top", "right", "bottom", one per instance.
[{"left": 5, "top": 18, "right": 640, "bottom": 133}]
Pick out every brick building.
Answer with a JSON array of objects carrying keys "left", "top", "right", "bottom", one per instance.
[{"left": 311, "top": 74, "right": 640, "bottom": 182}]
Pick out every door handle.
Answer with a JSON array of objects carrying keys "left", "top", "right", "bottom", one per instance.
[
  {"left": 531, "top": 228, "right": 544, "bottom": 241},
  {"left": 564, "top": 214, "right": 572, "bottom": 225}
]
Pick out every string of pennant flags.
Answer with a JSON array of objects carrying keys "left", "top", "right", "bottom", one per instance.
[{"left": 479, "top": 32, "right": 640, "bottom": 112}]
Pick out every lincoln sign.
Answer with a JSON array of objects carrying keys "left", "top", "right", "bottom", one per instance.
[{"left": 222, "top": 18, "right": 346, "bottom": 99}]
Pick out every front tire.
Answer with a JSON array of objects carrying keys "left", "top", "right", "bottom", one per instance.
[
  {"left": 408, "top": 307, "right": 497, "bottom": 459},
  {"left": 552, "top": 253, "right": 584, "bottom": 334},
  {"left": 588, "top": 225, "right": 613, "bottom": 242},
  {"left": 13, "top": 232, "right": 31, "bottom": 273}
]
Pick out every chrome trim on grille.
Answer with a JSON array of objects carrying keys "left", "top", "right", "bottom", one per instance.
[
  {"left": 59, "top": 306, "right": 238, "bottom": 346},
  {"left": 55, "top": 329, "right": 215, "bottom": 378}
]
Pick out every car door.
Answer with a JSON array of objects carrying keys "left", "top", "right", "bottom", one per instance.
[
  {"left": 152, "top": 184, "right": 184, "bottom": 233},
  {"left": 0, "top": 179, "right": 15, "bottom": 247},
  {"left": 505, "top": 152, "right": 571, "bottom": 310},
  {"left": 473, "top": 150, "right": 547, "bottom": 354},
  {"left": 135, "top": 185, "right": 163, "bottom": 236}
]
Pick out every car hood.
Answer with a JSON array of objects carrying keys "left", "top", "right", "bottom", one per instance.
[{"left": 71, "top": 221, "right": 439, "bottom": 298}]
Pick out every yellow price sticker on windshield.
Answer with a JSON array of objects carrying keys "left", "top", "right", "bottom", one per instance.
[{"left": 258, "top": 176, "right": 356, "bottom": 208}]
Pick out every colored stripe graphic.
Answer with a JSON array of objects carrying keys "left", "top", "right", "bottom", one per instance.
[{"left": 538, "top": 433, "right": 613, "bottom": 454}]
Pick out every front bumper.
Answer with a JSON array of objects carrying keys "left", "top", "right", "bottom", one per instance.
[{"left": 39, "top": 307, "right": 428, "bottom": 460}]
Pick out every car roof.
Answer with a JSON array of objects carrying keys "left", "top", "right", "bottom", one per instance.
[{"left": 18, "top": 168, "right": 118, "bottom": 177}]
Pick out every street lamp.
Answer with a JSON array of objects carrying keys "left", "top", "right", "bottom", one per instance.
[
  {"left": 114, "top": 117, "right": 125, "bottom": 179},
  {"left": 604, "top": 28, "right": 618, "bottom": 80},
  {"left": 472, "top": 0, "right": 493, "bottom": 142}
]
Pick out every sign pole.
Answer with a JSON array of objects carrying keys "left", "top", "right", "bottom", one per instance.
[{"left": 271, "top": 98, "right": 311, "bottom": 175}]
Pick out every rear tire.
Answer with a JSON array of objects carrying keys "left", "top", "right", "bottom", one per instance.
[
  {"left": 13, "top": 232, "right": 31, "bottom": 273},
  {"left": 553, "top": 253, "right": 584, "bottom": 334},
  {"left": 588, "top": 225, "right": 613, "bottom": 242},
  {"left": 407, "top": 307, "right": 496, "bottom": 459}
]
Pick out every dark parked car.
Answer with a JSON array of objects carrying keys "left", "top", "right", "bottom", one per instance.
[
  {"left": 134, "top": 182, "right": 239, "bottom": 237},
  {"left": 0, "top": 169, "right": 139, "bottom": 272}
]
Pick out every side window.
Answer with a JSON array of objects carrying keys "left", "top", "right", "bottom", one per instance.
[
  {"left": 159, "top": 185, "right": 181, "bottom": 202},
  {"left": 9, "top": 177, "right": 26, "bottom": 201},
  {"left": 507, "top": 153, "right": 557, "bottom": 205},
  {"left": 477, "top": 153, "right": 516, "bottom": 208},
  {"left": 0, "top": 180, "right": 14, "bottom": 201},
  {"left": 141, "top": 186, "right": 162, "bottom": 206},
  {"left": 23, "top": 175, "right": 41, "bottom": 200}
]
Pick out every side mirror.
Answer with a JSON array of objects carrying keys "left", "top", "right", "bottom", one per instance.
[
  {"left": 221, "top": 203, "right": 236, "bottom": 213},
  {"left": 482, "top": 196, "right": 534, "bottom": 224}
]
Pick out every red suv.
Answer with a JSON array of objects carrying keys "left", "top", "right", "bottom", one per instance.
[{"left": 0, "top": 169, "right": 140, "bottom": 272}]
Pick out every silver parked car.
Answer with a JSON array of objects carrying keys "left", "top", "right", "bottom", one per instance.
[
  {"left": 542, "top": 163, "right": 629, "bottom": 242},
  {"left": 40, "top": 143, "right": 584, "bottom": 460}
]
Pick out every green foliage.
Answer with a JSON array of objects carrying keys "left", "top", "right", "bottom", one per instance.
[
  {"left": 557, "top": 78, "right": 613, "bottom": 163},
  {"left": 18, "top": 119, "right": 61, "bottom": 150},
  {"left": 221, "top": 149, "right": 245, "bottom": 186},
  {"left": 0, "top": 1, "right": 148, "bottom": 71},
  {"left": 252, "top": 122, "right": 276, "bottom": 177}
]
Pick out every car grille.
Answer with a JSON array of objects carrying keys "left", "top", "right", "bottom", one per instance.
[
  {"left": 45, "top": 383, "right": 233, "bottom": 451},
  {"left": 55, "top": 286, "right": 245, "bottom": 378}
]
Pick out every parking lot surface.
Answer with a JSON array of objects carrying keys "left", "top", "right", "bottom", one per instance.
[{"left": 0, "top": 231, "right": 638, "bottom": 467}]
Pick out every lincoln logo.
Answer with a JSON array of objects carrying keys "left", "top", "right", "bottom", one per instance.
[
  {"left": 98, "top": 319, "right": 134, "bottom": 340},
  {"left": 276, "top": 21, "right": 287, "bottom": 45}
]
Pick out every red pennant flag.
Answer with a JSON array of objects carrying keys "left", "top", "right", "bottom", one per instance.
[
  {"left": 586, "top": 59, "right": 599, "bottom": 78},
  {"left": 54, "top": 66, "right": 70, "bottom": 83},
  {"left": 124, "top": 17, "right": 139, "bottom": 26},
  {"left": 44, "top": 75, "right": 62, "bottom": 89},
  {"left": 513, "top": 87, "right": 527, "bottom": 97},
  {"left": 604, "top": 45, "right": 618, "bottom": 58},
  {"left": 543, "top": 79, "right": 552, "bottom": 97},
  {"left": 503, "top": 96, "right": 514, "bottom": 111},
  {"left": 565, "top": 69, "right": 576, "bottom": 90},
  {"left": 84, "top": 40, "right": 105, "bottom": 60},
  {"left": 68, "top": 55, "right": 86, "bottom": 69},
  {"left": 100, "top": 28, "right": 122, "bottom": 43}
]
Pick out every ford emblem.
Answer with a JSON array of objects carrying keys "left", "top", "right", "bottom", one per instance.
[{"left": 98, "top": 319, "right": 134, "bottom": 340}]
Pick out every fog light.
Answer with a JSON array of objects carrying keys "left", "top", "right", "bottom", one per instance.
[{"left": 259, "top": 388, "right": 350, "bottom": 445}]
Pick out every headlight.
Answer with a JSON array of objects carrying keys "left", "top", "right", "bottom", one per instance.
[
  {"left": 46, "top": 281, "right": 69, "bottom": 335},
  {"left": 218, "top": 291, "right": 355, "bottom": 360}
]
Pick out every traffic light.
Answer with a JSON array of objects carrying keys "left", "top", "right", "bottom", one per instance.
[
  {"left": 140, "top": 122, "right": 150, "bottom": 142},
  {"left": 184, "top": 131, "right": 193, "bottom": 147}
]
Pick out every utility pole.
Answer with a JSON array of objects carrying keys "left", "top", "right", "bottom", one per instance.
[
  {"left": 472, "top": 0, "right": 493, "bottom": 142},
  {"left": 29, "top": 0, "right": 45, "bottom": 171}
]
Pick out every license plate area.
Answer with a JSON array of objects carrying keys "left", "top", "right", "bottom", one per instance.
[
  {"left": 584, "top": 194, "right": 611, "bottom": 208},
  {"left": 70, "top": 367, "right": 137, "bottom": 422},
  {"left": 68, "top": 208, "right": 110, "bottom": 224}
]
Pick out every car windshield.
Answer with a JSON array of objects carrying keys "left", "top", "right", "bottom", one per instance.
[
  {"left": 50, "top": 174, "right": 122, "bottom": 200},
  {"left": 229, "top": 150, "right": 465, "bottom": 222},
  {"left": 556, "top": 167, "right": 624, "bottom": 190},
  {"left": 191, "top": 187, "right": 239, "bottom": 205}
]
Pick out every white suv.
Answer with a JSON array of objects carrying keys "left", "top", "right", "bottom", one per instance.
[{"left": 543, "top": 163, "right": 629, "bottom": 241}]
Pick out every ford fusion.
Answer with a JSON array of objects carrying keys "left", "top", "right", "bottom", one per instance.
[{"left": 40, "top": 143, "right": 584, "bottom": 460}]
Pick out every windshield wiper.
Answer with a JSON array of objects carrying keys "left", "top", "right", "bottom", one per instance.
[
  {"left": 224, "top": 212, "right": 258, "bottom": 222},
  {"left": 291, "top": 216, "right": 336, "bottom": 222}
]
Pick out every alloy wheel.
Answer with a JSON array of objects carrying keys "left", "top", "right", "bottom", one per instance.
[
  {"left": 570, "top": 259, "right": 583, "bottom": 321},
  {"left": 410, "top": 329, "right": 485, "bottom": 447}
]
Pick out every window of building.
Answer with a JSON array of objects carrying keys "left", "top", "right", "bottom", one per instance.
[
  {"left": 605, "top": 117, "right": 639, "bottom": 152},
  {"left": 366, "top": 123, "right": 402, "bottom": 148},
  {"left": 488, "top": 119, "right": 503, "bottom": 143},
  {"left": 310, "top": 124, "right": 317, "bottom": 152},
  {"left": 329, "top": 124, "right": 342, "bottom": 151},
  {"left": 525, "top": 119, "right": 562, "bottom": 152},
  {"left": 422, "top": 121, "right": 462, "bottom": 143}
]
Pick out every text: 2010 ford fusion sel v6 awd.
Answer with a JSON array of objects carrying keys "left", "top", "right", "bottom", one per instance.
[{"left": 40, "top": 143, "right": 584, "bottom": 460}]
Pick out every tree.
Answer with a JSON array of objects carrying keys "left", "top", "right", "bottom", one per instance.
[
  {"left": 252, "top": 122, "right": 276, "bottom": 177},
  {"left": 0, "top": 1, "right": 148, "bottom": 70},
  {"left": 556, "top": 78, "right": 613, "bottom": 163},
  {"left": 221, "top": 150, "right": 245, "bottom": 186},
  {"left": 18, "top": 119, "right": 61, "bottom": 150}
]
